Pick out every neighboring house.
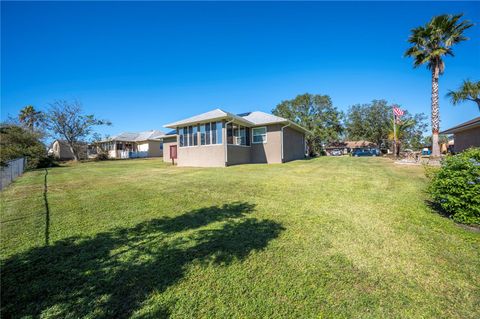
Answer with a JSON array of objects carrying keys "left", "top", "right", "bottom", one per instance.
[
  {"left": 48, "top": 140, "right": 87, "bottom": 160},
  {"left": 325, "top": 140, "right": 376, "bottom": 155},
  {"left": 440, "top": 117, "right": 480, "bottom": 153},
  {"left": 163, "top": 109, "right": 309, "bottom": 167},
  {"left": 93, "top": 130, "right": 166, "bottom": 159}
]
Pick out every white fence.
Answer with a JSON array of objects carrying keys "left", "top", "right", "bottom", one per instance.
[{"left": 1, "top": 158, "right": 26, "bottom": 190}]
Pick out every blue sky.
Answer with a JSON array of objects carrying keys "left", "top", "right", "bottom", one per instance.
[{"left": 2, "top": 1, "right": 479, "bottom": 137}]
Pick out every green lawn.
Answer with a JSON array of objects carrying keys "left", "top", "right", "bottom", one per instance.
[{"left": 1, "top": 157, "right": 479, "bottom": 318}]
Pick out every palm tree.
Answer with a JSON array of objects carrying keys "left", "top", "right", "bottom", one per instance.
[
  {"left": 19, "top": 105, "right": 43, "bottom": 132},
  {"left": 389, "top": 118, "right": 415, "bottom": 157},
  {"left": 404, "top": 14, "right": 473, "bottom": 157},
  {"left": 447, "top": 80, "right": 480, "bottom": 111}
]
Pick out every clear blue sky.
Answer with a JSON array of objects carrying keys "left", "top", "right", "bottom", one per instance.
[{"left": 2, "top": 1, "right": 479, "bottom": 137}]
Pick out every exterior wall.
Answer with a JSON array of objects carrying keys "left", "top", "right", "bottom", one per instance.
[
  {"left": 52, "top": 141, "right": 87, "bottom": 160},
  {"left": 282, "top": 126, "right": 305, "bottom": 162},
  {"left": 226, "top": 145, "right": 251, "bottom": 166},
  {"left": 144, "top": 140, "right": 163, "bottom": 157},
  {"left": 108, "top": 150, "right": 118, "bottom": 158},
  {"left": 251, "top": 124, "right": 282, "bottom": 164},
  {"left": 177, "top": 144, "right": 225, "bottom": 167},
  {"left": 162, "top": 136, "right": 177, "bottom": 162},
  {"left": 453, "top": 127, "right": 480, "bottom": 153}
]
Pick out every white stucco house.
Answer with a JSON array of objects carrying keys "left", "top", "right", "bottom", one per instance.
[{"left": 92, "top": 130, "right": 166, "bottom": 159}]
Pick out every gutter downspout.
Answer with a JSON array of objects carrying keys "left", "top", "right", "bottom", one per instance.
[
  {"left": 280, "top": 122, "right": 291, "bottom": 163},
  {"left": 224, "top": 118, "right": 234, "bottom": 166}
]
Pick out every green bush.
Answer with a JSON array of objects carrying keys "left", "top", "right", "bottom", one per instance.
[
  {"left": 428, "top": 148, "right": 480, "bottom": 225},
  {"left": 0, "top": 124, "right": 51, "bottom": 169}
]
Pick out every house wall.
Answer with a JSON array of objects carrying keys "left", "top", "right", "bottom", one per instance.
[
  {"left": 177, "top": 144, "right": 226, "bottom": 167},
  {"left": 282, "top": 126, "right": 305, "bottom": 162},
  {"left": 162, "top": 136, "right": 177, "bottom": 162},
  {"left": 53, "top": 141, "right": 87, "bottom": 160},
  {"left": 144, "top": 140, "right": 163, "bottom": 157},
  {"left": 454, "top": 127, "right": 480, "bottom": 153},
  {"left": 251, "top": 124, "right": 282, "bottom": 164},
  {"left": 226, "top": 145, "right": 251, "bottom": 166}
]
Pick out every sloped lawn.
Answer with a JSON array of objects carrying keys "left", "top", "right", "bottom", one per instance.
[{"left": 1, "top": 157, "right": 479, "bottom": 318}]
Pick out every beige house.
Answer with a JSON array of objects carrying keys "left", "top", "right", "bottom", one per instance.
[
  {"left": 93, "top": 130, "right": 165, "bottom": 159},
  {"left": 164, "top": 109, "right": 308, "bottom": 167},
  {"left": 49, "top": 140, "right": 87, "bottom": 160},
  {"left": 441, "top": 117, "right": 480, "bottom": 153}
]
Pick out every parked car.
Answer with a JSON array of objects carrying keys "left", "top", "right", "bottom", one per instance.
[
  {"left": 331, "top": 149, "right": 343, "bottom": 156},
  {"left": 421, "top": 148, "right": 431, "bottom": 156},
  {"left": 351, "top": 148, "right": 380, "bottom": 157}
]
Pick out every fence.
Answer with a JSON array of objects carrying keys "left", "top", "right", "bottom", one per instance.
[
  {"left": 119, "top": 151, "right": 149, "bottom": 159},
  {"left": 1, "top": 158, "right": 26, "bottom": 190}
]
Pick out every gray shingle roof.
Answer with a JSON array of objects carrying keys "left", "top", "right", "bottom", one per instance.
[
  {"left": 164, "top": 109, "right": 310, "bottom": 133},
  {"left": 164, "top": 108, "right": 251, "bottom": 128},
  {"left": 105, "top": 130, "right": 166, "bottom": 142},
  {"left": 240, "top": 111, "right": 289, "bottom": 125}
]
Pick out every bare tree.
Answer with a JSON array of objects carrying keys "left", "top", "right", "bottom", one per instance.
[{"left": 45, "top": 100, "right": 111, "bottom": 161}]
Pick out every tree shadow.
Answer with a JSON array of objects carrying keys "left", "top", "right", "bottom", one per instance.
[
  {"left": 424, "top": 200, "right": 450, "bottom": 218},
  {"left": 1, "top": 202, "right": 284, "bottom": 318},
  {"left": 43, "top": 168, "right": 50, "bottom": 246}
]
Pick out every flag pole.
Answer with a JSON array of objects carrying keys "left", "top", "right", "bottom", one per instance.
[{"left": 393, "top": 107, "right": 397, "bottom": 158}]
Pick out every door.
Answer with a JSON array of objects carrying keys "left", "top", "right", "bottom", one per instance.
[{"left": 170, "top": 145, "right": 177, "bottom": 160}]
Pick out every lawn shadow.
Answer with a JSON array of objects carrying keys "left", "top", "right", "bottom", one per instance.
[
  {"left": 424, "top": 200, "right": 480, "bottom": 232},
  {"left": 1, "top": 202, "right": 284, "bottom": 318},
  {"left": 424, "top": 199, "right": 451, "bottom": 220}
]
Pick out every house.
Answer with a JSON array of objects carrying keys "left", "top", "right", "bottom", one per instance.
[
  {"left": 93, "top": 130, "right": 166, "bottom": 159},
  {"left": 163, "top": 109, "right": 309, "bottom": 167},
  {"left": 324, "top": 141, "right": 376, "bottom": 156},
  {"left": 48, "top": 140, "right": 87, "bottom": 160},
  {"left": 440, "top": 117, "right": 480, "bottom": 153}
]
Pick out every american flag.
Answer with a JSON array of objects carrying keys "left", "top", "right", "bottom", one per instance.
[{"left": 393, "top": 106, "right": 404, "bottom": 116}]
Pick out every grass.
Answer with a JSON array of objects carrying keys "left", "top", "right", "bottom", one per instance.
[{"left": 1, "top": 157, "right": 479, "bottom": 318}]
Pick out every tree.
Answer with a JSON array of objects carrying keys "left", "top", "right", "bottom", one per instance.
[
  {"left": 18, "top": 105, "right": 44, "bottom": 132},
  {"left": 0, "top": 124, "right": 48, "bottom": 169},
  {"left": 404, "top": 14, "right": 473, "bottom": 157},
  {"left": 346, "top": 101, "right": 428, "bottom": 153},
  {"left": 44, "top": 100, "right": 111, "bottom": 161},
  {"left": 447, "top": 80, "right": 480, "bottom": 111},
  {"left": 272, "top": 93, "right": 343, "bottom": 156},
  {"left": 345, "top": 100, "right": 391, "bottom": 148},
  {"left": 388, "top": 111, "right": 428, "bottom": 156}
]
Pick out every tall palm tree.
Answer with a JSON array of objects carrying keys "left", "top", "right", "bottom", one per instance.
[
  {"left": 447, "top": 80, "right": 480, "bottom": 111},
  {"left": 404, "top": 14, "right": 473, "bottom": 157},
  {"left": 19, "top": 105, "right": 43, "bottom": 131}
]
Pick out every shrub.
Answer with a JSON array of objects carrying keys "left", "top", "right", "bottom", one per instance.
[
  {"left": 427, "top": 148, "right": 480, "bottom": 225},
  {"left": 94, "top": 150, "right": 109, "bottom": 161},
  {"left": 0, "top": 124, "right": 49, "bottom": 169}
]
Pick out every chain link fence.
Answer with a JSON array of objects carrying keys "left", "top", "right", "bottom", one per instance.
[{"left": 1, "top": 158, "right": 26, "bottom": 190}]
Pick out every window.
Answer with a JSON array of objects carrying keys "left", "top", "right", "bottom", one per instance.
[
  {"left": 188, "top": 126, "right": 193, "bottom": 146},
  {"left": 252, "top": 127, "right": 267, "bottom": 143},
  {"left": 216, "top": 121, "right": 223, "bottom": 144},
  {"left": 206, "top": 123, "right": 211, "bottom": 145},
  {"left": 193, "top": 125, "right": 198, "bottom": 146},
  {"left": 211, "top": 122, "right": 217, "bottom": 144},
  {"left": 200, "top": 124, "right": 206, "bottom": 145},
  {"left": 227, "top": 123, "right": 249, "bottom": 146},
  {"left": 160, "top": 141, "right": 163, "bottom": 150},
  {"left": 178, "top": 127, "right": 185, "bottom": 147}
]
